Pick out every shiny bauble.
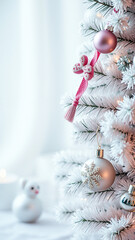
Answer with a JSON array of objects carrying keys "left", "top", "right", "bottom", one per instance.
[
  {"left": 120, "top": 185, "right": 135, "bottom": 212},
  {"left": 94, "top": 30, "right": 117, "bottom": 54},
  {"left": 81, "top": 151, "right": 115, "bottom": 192},
  {"left": 12, "top": 179, "right": 42, "bottom": 223}
]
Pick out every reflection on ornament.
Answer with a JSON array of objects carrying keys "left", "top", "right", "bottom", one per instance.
[
  {"left": 81, "top": 148, "right": 115, "bottom": 192},
  {"left": 94, "top": 30, "right": 117, "bottom": 54},
  {"left": 120, "top": 185, "right": 135, "bottom": 212}
]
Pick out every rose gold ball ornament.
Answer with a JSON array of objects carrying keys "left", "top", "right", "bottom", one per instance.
[
  {"left": 81, "top": 148, "right": 115, "bottom": 192},
  {"left": 120, "top": 185, "right": 135, "bottom": 212},
  {"left": 94, "top": 30, "right": 117, "bottom": 54}
]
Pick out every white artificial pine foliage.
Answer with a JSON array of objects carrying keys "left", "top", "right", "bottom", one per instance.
[
  {"left": 55, "top": 150, "right": 90, "bottom": 170},
  {"left": 56, "top": 0, "right": 135, "bottom": 239},
  {"left": 81, "top": 2, "right": 135, "bottom": 42},
  {"left": 128, "top": 167, "right": 135, "bottom": 178},
  {"left": 100, "top": 111, "right": 118, "bottom": 140},
  {"left": 113, "top": 178, "right": 133, "bottom": 198},
  {"left": 73, "top": 117, "right": 99, "bottom": 143},
  {"left": 73, "top": 206, "right": 124, "bottom": 235},
  {"left": 100, "top": 213, "right": 135, "bottom": 240},
  {"left": 101, "top": 110, "right": 133, "bottom": 141},
  {"left": 57, "top": 196, "right": 83, "bottom": 222},
  {"left": 122, "top": 64, "right": 135, "bottom": 89},
  {"left": 101, "top": 107, "right": 135, "bottom": 169},
  {"left": 62, "top": 93, "right": 121, "bottom": 120},
  {"left": 65, "top": 167, "right": 84, "bottom": 194},
  {"left": 106, "top": 11, "right": 129, "bottom": 33},
  {"left": 117, "top": 95, "right": 135, "bottom": 124},
  {"left": 110, "top": 136, "right": 135, "bottom": 169},
  {"left": 117, "top": 55, "right": 132, "bottom": 72},
  {"left": 112, "top": 0, "right": 133, "bottom": 12}
]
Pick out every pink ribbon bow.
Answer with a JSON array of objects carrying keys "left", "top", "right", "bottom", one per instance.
[{"left": 65, "top": 50, "right": 100, "bottom": 122}]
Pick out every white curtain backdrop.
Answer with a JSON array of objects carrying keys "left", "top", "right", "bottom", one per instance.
[{"left": 0, "top": 0, "right": 84, "bottom": 175}]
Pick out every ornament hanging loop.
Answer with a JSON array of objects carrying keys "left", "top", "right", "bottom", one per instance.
[
  {"left": 96, "top": 126, "right": 101, "bottom": 149},
  {"left": 96, "top": 126, "right": 104, "bottom": 158}
]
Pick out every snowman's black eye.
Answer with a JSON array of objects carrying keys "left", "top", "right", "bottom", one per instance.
[
  {"left": 37, "top": 186, "right": 40, "bottom": 189},
  {"left": 31, "top": 186, "right": 34, "bottom": 190}
]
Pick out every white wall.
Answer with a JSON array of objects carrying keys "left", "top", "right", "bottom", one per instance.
[{"left": 0, "top": 0, "right": 84, "bottom": 175}]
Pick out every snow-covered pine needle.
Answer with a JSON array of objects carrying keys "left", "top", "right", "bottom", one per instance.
[
  {"left": 112, "top": 0, "right": 132, "bottom": 12},
  {"left": 100, "top": 111, "right": 133, "bottom": 141},
  {"left": 110, "top": 134, "right": 135, "bottom": 169},
  {"left": 122, "top": 64, "right": 135, "bottom": 89},
  {"left": 117, "top": 95, "right": 135, "bottom": 124},
  {"left": 73, "top": 206, "right": 123, "bottom": 235},
  {"left": 73, "top": 117, "right": 99, "bottom": 143},
  {"left": 106, "top": 11, "right": 129, "bottom": 33},
  {"left": 100, "top": 213, "right": 135, "bottom": 240}
]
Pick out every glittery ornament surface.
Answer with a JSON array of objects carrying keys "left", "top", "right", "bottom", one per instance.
[
  {"left": 81, "top": 161, "right": 102, "bottom": 189},
  {"left": 81, "top": 157, "right": 115, "bottom": 192}
]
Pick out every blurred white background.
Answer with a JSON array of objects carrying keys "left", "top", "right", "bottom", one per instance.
[{"left": 0, "top": 0, "right": 84, "bottom": 210}]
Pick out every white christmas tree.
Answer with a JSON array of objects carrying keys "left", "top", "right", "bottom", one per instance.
[{"left": 56, "top": 1, "right": 135, "bottom": 239}]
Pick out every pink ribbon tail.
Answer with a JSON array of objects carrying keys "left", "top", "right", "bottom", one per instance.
[
  {"left": 65, "top": 50, "right": 100, "bottom": 122},
  {"left": 65, "top": 78, "right": 88, "bottom": 122},
  {"left": 64, "top": 104, "right": 77, "bottom": 122},
  {"left": 90, "top": 50, "right": 100, "bottom": 67}
]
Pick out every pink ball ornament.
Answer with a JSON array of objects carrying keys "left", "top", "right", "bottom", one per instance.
[{"left": 94, "top": 30, "right": 117, "bottom": 54}]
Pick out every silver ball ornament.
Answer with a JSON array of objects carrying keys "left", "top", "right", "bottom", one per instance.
[
  {"left": 94, "top": 30, "right": 117, "bottom": 54},
  {"left": 81, "top": 149, "right": 115, "bottom": 192},
  {"left": 120, "top": 185, "right": 135, "bottom": 212}
]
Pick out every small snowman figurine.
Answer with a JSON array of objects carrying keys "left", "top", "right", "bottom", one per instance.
[{"left": 12, "top": 179, "right": 42, "bottom": 223}]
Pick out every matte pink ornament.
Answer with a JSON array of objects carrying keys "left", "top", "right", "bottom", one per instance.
[{"left": 94, "top": 30, "right": 117, "bottom": 54}]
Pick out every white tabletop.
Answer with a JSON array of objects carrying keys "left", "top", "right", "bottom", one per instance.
[{"left": 0, "top": 211, "right": 73, "bottom": 240}]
